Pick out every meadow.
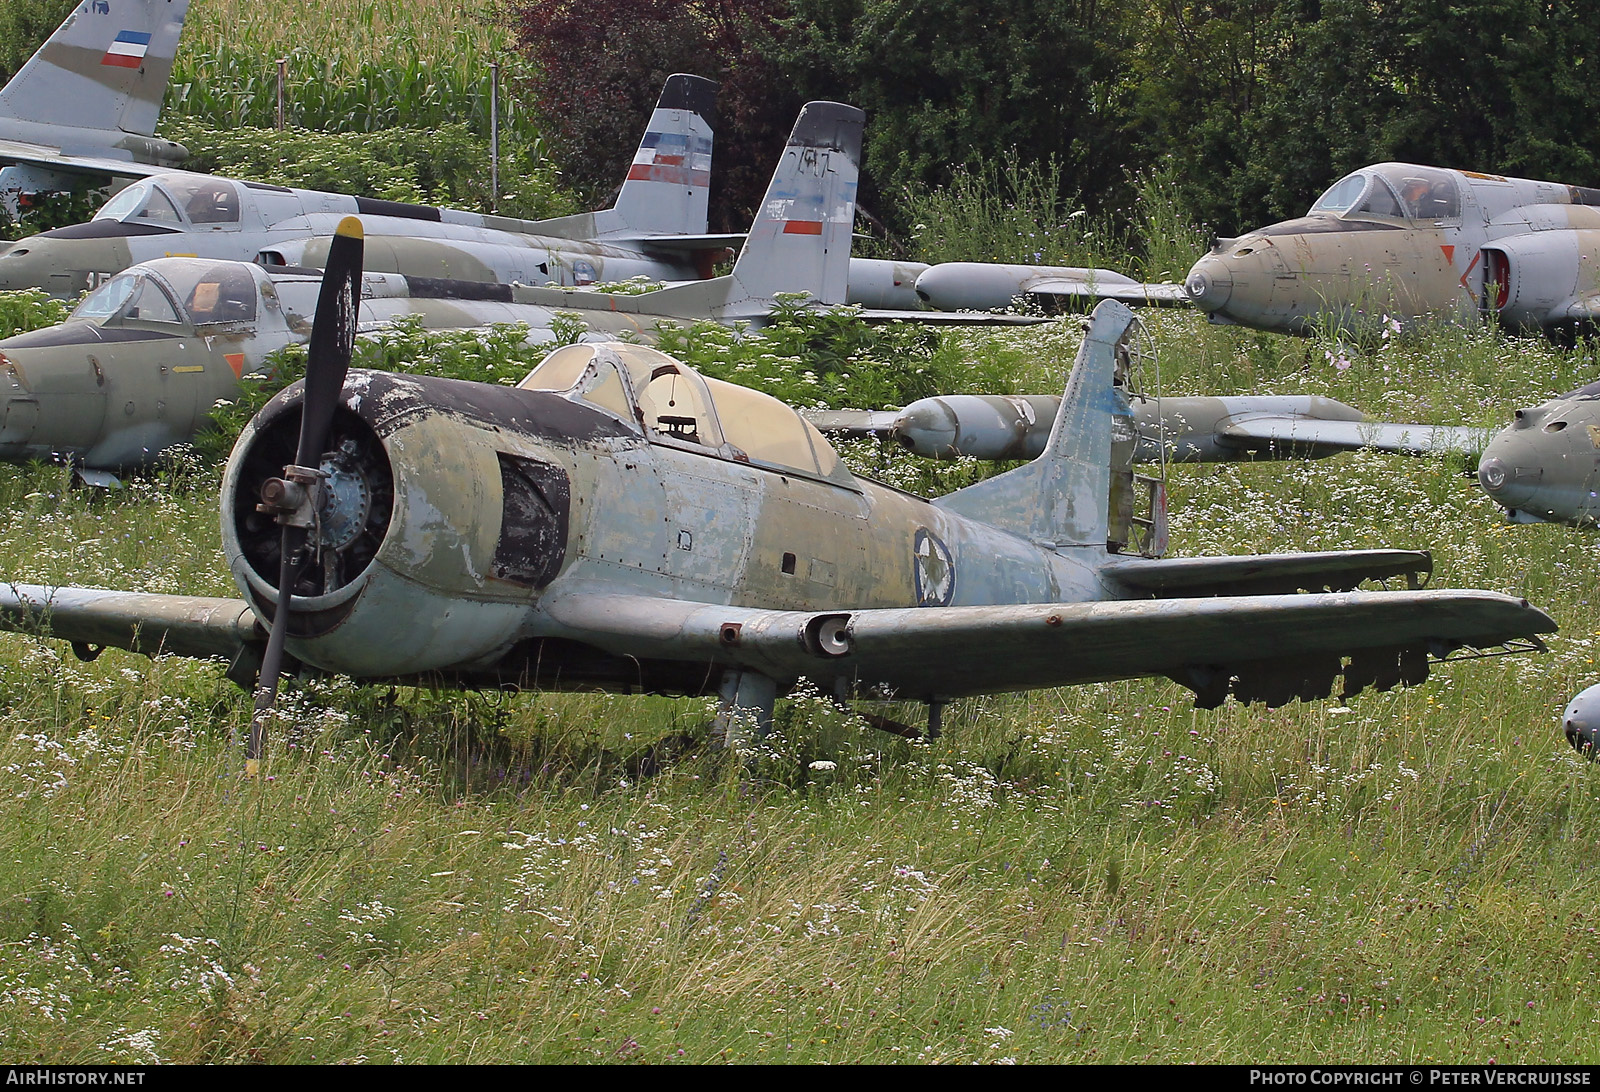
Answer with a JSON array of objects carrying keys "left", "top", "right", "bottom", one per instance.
[
  {"left": 2, "top": 0, "right": 1600, "bottom": 1066},
  {"left": 0, "top": 302, "right": 1598, "bottom": 1063}
]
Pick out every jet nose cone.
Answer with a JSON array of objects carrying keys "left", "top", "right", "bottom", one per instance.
[
  {"left": 891, "top": 399, "right": 959, "bottom": 457},
  {"left": 1477, "top": 420, "right": 1547, "bottom": 512},
  {"left": 1184, "top": 256, "right": 1233, "bottom": 312},
  {"left": 1563, "top": 683, "right": 1600, "bottom": 759}
]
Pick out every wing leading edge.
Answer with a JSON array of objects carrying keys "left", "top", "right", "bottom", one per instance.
[{"left": 537, "top": 585, "right": 1553, "bottom": 708}]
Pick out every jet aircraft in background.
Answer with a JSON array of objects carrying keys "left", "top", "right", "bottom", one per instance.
[
  {"left": 811, "top": 393, "right": 1486, "bottom": 464},
  {"left": 1185, "top": 162, "right": 1600, "bottom": 339},
  {"left": 0, "top": 0, "right": 193, "bottom": 213},
  {"left": 0, "top": 205, "right": 1554, "bottom": 756},
  {"left": 0, "top": 74, "right": 730, "bottom": 298},
  {"left": 0, "top": 69, "right": 928, "bottom": 310},
  {"left": 0, "top": 95, "right": 888, "bottom": 473},
  {"left": 0, "top": 96, "right": 1030, "bottom": 477}
]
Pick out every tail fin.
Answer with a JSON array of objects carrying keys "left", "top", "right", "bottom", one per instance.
[
  {"left": 0, "top": 0, "right": 192, "bottom": 138},
  {"left": 597, "top": 100, "right": 862, "bottom": 321},
  {"left": 595, "top": 73, "right": 717, "bottom": 237},
  {"left": 935, "top": 300, "right": 1137, "bottom": 550},
  {"left": 722, "top": 100, "right": 862, "bottom": 311}
]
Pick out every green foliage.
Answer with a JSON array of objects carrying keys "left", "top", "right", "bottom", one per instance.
[
  {"left": 0, "top": 0, "right": 74, "bottom": 86},
  {"left": 0, "top": 288, "right": 71, "bottom": 339},
  {"left": 903, "top": 155, "right": 1129, "bottom": 269},
  {"left": 773, "top": 0, "right": 1137, "bottom": 232},
  {"left": 164, "top": 38, "right": 542, "bottom": 153},
  {"left": 158, "top": 121, "right": 576, "bottom": 219}
]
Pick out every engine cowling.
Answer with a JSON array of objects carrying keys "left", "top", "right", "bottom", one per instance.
[{"left": 222, "top": 370, "right": 590, "bottom": 678}]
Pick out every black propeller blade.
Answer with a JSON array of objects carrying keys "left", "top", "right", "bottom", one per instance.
[{"left": 246, "top": 215, "right": 363, "bottom": 774}]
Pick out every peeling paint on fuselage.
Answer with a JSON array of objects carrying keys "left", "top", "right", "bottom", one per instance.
[{"left": 223, "top": 369, "right": 1113, "bottom": 683}]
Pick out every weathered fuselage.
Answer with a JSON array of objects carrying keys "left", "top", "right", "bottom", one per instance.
[
  {"left": 223, "top": 348, "right": 1112, "bottom": 695},
  {"left": 1185, "top": 163, "right": 1600, "bottom": 335}
]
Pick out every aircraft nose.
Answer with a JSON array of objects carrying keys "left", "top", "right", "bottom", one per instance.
[
  {"left": 891, "top": 399, "right": 959, "bottom": 457},
  {"left": 1563, "top": 683, "right": 1600, "bottom": 759},
  {"left": 1184, "top": 256, "right": 1233, "bottom": 312},
  {"left": 1477, "top": 426, "right": 1545, "bottom": 510}
]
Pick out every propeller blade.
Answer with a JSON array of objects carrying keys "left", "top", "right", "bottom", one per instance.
[
  {"left": 244, "top": 216, "right": 364, "bottom": 775},
  {"left": 295, "top": 215, "right": 363, "bottom": 467}
]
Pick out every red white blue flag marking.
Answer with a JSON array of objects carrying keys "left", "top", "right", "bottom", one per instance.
[{"left": 101, "top": 31, "right": 152, "bottom": 69}]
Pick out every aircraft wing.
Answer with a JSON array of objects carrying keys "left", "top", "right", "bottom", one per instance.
[
  {"left": 0, "top": 584, "right": 259, "bottom": 661},
  {"left": 851, "top": 308, "right": 1051, "bottom": 326},
  {"left": 801, "top": 409, "right": 899, "bottom": 439},
  {"left": 0, "top": 140, "right": 168, "bottom": 181},
  {"left": 1014, "top": 276, "right": 1190, "bottom": 308},
  {"left": 1218, "top": 417, "right": 1489, "bottom": 457},
  {"left": 539, "top": 587, "right": 1552, "bottom": 704}
]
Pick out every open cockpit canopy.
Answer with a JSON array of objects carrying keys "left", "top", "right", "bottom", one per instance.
[{"left": 519, "top": 343, "right": 856, "bottom": 487}]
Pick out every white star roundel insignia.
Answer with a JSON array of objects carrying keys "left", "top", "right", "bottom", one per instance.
[{"left": 913, "top": 528, "right": 955, "bottom": 606}]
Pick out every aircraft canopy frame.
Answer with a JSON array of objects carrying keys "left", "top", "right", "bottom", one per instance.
[{"left": 519, "top": 343, "right": 856, "bottom": 487}]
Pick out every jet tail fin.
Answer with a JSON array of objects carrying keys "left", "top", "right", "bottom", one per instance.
[
  {"left": 586, "top": 73, "right": 718, "bottom": 239},
  {"left": 935, "top": 300, "right": 1137, "bottom": 549},
  {"left": 721, "top": 100, "right": 861, "bottom": 313},
  {"left": 592, "top": 100, "right": 863, "bottom": 321},
  {"left": 0, "top": 0, "right": 192, "bottom": 139}
]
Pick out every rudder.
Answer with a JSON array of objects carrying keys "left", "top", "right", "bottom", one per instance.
[{"left": 934, "top": 299, "right": 1137, "bottom": 549}]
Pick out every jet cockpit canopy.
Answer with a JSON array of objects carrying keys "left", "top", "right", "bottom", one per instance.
[
  {"left": 69, "top": 258, "right": 261, "bottom": 330},
  {"left": 92, "top": 173, "right": 244, "bottom": 228},
  {"left": 1309, "top": 164, "right": 1460, "bottom": 223}
]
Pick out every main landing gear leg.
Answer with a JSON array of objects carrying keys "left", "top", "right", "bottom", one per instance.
[{"left": 712, "top": 669, "right": 776, "bottom": 749}]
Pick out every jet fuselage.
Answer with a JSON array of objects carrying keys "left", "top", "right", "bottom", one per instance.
[{"left": 1185, "top": 163, "right": 1600, "bottom": 337}]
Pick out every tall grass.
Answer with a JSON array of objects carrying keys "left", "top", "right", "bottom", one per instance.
[
  {"left": 2, "top": 304, "right": 1600, "bottom": 1061},
  {"left": 160, "top": 0, "right": 544, "bottom": 171}
]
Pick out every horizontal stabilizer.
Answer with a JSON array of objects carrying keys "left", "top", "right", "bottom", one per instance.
[
  {"left": 0, "top": 584, "right": 258, "bottom": 661},
  {"left": 1101, "top": 549, "right": 1432, "bottom": 596}
]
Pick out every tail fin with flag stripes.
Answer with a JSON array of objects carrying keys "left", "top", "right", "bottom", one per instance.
[{"left": 0, "top": 0, "right": 192, "bottom": 140}]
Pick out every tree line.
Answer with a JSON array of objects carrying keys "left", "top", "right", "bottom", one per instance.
[{"left": 511, "top": 0, "right": 1600, "bottom": 241}]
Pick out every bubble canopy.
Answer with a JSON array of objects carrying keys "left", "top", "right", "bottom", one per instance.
[
  {"left": 519, "top": 343, "right": 856, "bottom": 487},
  {"left": 69, "top": 259, "right": 261, "bottom": 329},
  {"left": 1309, "top": 164, "right": 1460, "bottom": 222}
]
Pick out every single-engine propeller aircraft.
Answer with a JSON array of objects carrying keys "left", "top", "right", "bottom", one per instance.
[
  {"left": 0, "top": 189, "right": 1555, "bottom": 761},
  {"left": 0, "top": 99, "right": 1007, "bottom": 475},
  {"left": 812, "top": 393, "right": 1485, "bottom": 463},
  {"left": 1185, "top": 162, "right": 1600, "bottom": 339},
  {"left": 1475, "top": 379, "right": 1600, "bottom": 525},
  {"left": 0, "top": 0, "right": 193, "bottom": 215}
]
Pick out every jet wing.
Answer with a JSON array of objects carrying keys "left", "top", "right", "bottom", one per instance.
[
  {"left": 0, "top": 584, "right": 260, "bottom": 661},
  {"left": 1013, "top": 277, "right": 1190, "bottom": 308},
  {"left": 0, "top": 140, "right": 167, "bottom": 181},
  {"left": 1218, "top": 417, "right": 1488, "bottom": 458},
  {"left": 539, "top": 587, "right": 1552, "bottom": 703},
  {"left": 851, "top": 309, "right": 1051, "bottom": 326},
  {"left": 801, "top": 409, "right": 899, "bottom": 439}
]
